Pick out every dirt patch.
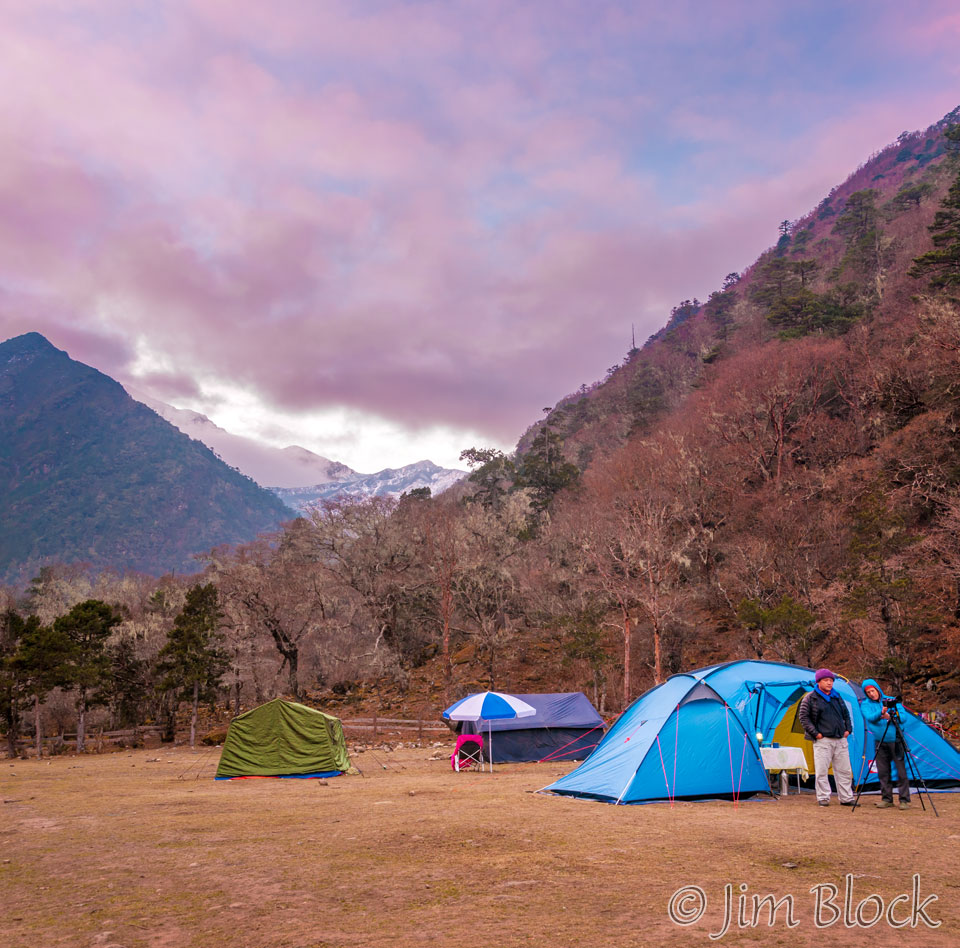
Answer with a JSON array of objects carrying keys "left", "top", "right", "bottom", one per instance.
[{"left": 1, "top": 747, "right": 958, "bottom": 947}]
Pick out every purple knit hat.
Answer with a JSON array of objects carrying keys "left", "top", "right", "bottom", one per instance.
[{"left": 815, "top": 668, "right": 837, "bottom": 683}]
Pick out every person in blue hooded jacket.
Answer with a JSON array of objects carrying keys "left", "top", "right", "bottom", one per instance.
[{"left": 862, "top": 678, "right": 911, "bottom": 810}]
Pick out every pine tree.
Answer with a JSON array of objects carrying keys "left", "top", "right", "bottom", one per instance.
[
  {"left": 0, "top": 609, "right": 30, "bottom": 757},
  {"left": 55, "top": 600, "right": 121, "bottom": 752},
  {"left": 515, "top": 410, "right": 581, "bottom": 517},
  {"left": 102, "top": 636, "right": 150, "bottom": 729},
  {"left": 909, "top": 126, "right": 960, "bottom": 295},
  {"left": 156, "top": 584, "right": 228, "bottom": 747},
  {"left": 13, "top": 619, "right": 73, "bottom": 757}
]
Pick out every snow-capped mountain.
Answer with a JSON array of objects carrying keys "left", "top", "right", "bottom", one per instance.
[
  {"left": 126, "top": 389, "right": 466, "bottom": 507},
  {"left": 126, "top": 388, "right": 355, "bottom": 488},
  {"left": 274, "top": 460, "right": 466, "bottom": 513}
]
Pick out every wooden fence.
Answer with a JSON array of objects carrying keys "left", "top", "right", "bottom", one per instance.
[
  {"left": 7, "top": 717, "right": 456, "bottom": 753},
  {"left": 8, "top": 725, "right": 166, "bottom": 754},
  {"left": 340, "top": 714, "right": 453, "bottom": 742}
]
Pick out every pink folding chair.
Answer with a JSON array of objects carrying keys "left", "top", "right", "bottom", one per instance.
[{"left": 451, "top": 733, "right": 484, "bottom": 772}]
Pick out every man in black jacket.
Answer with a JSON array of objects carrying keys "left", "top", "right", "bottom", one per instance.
[{"left": 798, "top": 669, "right": 854, "bottom": 807}]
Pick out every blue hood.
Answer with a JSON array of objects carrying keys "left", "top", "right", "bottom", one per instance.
[
  {"left": 860, "top": 678, "right": 896, "bottom": 744},
  {"left": 862, "top": 678, "right": 885, "bottom": 699}
]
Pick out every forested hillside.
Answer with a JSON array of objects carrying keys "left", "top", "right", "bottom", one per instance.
[
  {"left": 3, "top": 110, "right": 960, "bottom": 749},
  {"left": 519, "top": 108, "right": 960, "bottom": 704},
  {"left": 0, "top": 333, "right": 293, "bottom": 581}
]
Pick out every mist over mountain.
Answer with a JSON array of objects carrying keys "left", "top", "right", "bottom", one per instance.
[
  {"left": 126, "top": 389, "right": 355, "bottom": 489},
  {"left": 129, "top": 390, "right": 467, "bottom": 507},
  {"left": 0, "top": 333, "right": 293, "bottom": 581}
]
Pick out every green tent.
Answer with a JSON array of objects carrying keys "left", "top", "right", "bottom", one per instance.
[{"left": 215, "top": 698, "right": 352, "bottom": 779}]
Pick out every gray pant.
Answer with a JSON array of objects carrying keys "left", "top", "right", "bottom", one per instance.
[
  {"left": 812, "top": 736, "right": 853, "bottom": 803},
  {"left": 876, "top": 740, "right": 911, "bottom": 803}
]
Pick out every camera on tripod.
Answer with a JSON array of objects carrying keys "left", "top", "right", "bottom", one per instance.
[{"left": 881, "top": 695, "right": 903, "bottom": 723}]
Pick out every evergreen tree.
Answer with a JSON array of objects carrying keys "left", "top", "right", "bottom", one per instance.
[
  {"left": 832, "top": 189, "right": 887, "bottom": 288},
  {"left": 754, "top": 255, "right": 862, "bottom": 336},
  {"left": 889, "top": 182, "right": 934, "bottom": 212},
  {"left": 13, "top": 619, "right": 73, "bottom": 757},
  {"left": 156, "top": 584, "right": 228, "bottom": 747},
  {"left": 737, "top": 595, "right": 825, "bottom": 665},
  {"left": 102, "top": 636, "right": 150, "bottom": 729},
  {"left": 55, "top": 600, "right": 121, "bottom": 752},
  {"left": 832, "top": 189, "right": 879, "bottom": 243},
  {"left": 0, "top": 609, "right": 29, "bottom": 757},
  {"left": 459, "top": 447, "right": 516, "bottom": 510},
  {"left": 703, "top": 286, "right": 738, "bottom": 339},
  {"left": 516, "top": 412, "right": 580, "bottom": 516},
  {"left": 909, "top": 126, "right": 960, "bottom": 295},
  {"left": 842, "top": 492, "right": 942, "bottom": 691}
]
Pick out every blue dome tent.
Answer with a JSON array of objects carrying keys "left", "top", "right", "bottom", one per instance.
[
  {"left": 451, "top": 692, "right": 605, "bottom": 763},
  {"left": 544, "top": 660, "right": 960, "bottom": 804}
]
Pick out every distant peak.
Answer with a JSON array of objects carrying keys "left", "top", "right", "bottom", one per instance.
[{"left": 0, "top": 331, "right": 60, "bottom": 356}]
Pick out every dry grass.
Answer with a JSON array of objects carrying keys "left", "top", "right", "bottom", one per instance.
[{"left": 2, "top": 745, "right": 958, "bottom": 947}]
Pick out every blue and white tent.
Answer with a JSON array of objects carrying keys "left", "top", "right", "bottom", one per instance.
[
  {"left": 451, "top": 692, "right": 605, "bottom": 762},
  {"left": 545, "top": 660, "right": 960, "bottom": 804}
]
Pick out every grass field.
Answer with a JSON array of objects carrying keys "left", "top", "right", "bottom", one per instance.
[{"left": 2, "top": 744, "right": 958, "bottom": 947}]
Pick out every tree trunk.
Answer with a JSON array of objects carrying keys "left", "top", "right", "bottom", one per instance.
[
  {"left": 487, "top": 635, "right": 496, "bottom": 691},
  {"left": 286, "top": 649, "right": 299, "bottom": 699},
  {"left": 623, "top": 612, "right": 631, "bottom": 709},
  {"left": 162, "top": 694, "right": 176, "bottom": 743},
  {"left": 190, "top": 681, "right": 199, "bottom": 749},
  {"left": 34, "top": 694, "right": 43, "bottom": 759},
  {"left": 441, "top": 586, "right": 452, "bottom": 705},
  {"left": 233, "top": 665, "right": 242, "bottom": 718},
  {"left": 653, "top": 619, "right": 664, "bottom": 686},
  {"left": 252, "top": 660, "right": 265, "bottom": 704},
  {"left": 5, "top": 702, "right": 18, "bottom": 758},
  {"left": 76, "top": 688, "right": 87, "bottom": 753}
]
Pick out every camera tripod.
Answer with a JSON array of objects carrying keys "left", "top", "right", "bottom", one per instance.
[{"left": 850, "top": 703, "right": 938, "bottom": 816}]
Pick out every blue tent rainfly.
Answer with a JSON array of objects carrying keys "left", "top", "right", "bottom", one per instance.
[
  {"left": 543, "top": 660, "right": 960, "bottom": 805},
  {"left": 450, "top": 692, "right": 605, "bottom": 763}
]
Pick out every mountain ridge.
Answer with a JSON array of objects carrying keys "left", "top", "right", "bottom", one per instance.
[
  {"left": 0, "top": 332, "right": 293, "bottom": 581},
  {"left": 273, "top": 459, "right": 466, "bottom": 513},
  {"left": 126, "top": 388, "right": 356, "bottom": 488},
  {"left": 519, "top": 105, "right": 960, "bottom": 467},
  {"left": 128, "top": 390, "right": 468, "bottom": 504}
]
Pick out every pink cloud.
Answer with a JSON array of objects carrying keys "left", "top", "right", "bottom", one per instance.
[{"left": 0, "top": 0, "right": 957, "bottom": 458}]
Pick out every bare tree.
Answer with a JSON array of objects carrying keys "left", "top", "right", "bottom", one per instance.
[
  {"left": 209, "top": 530, "right": 328, "bottom": 700},
  {"left": 703, "top": 339, "right": 842, "bottom": 487},
  {"left": 306, "top": 497, "right": 433, "bottom": 686}
]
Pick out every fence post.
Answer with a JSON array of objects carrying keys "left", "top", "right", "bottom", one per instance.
[
  {"left": 417, "top": 709, "right": 423, "bottom": 744},
  {"left": 372, "top": 710, "right": 378, "bottom": 741}
]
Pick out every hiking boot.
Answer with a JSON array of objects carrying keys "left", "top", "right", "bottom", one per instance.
[
  {"left": 875, "top": 800, "right": 894, "bottom": 809},
  {"left": 818, "top": 800, "right": 830, "bottom": 806},
  {"left": 899, "top": 801, "right": 912, "bottom": 810},
  {"left": 840, "top": 801, "right": 855, "bottom": 806}
]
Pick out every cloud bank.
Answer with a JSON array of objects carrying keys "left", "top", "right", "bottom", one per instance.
[{"left": 0, "top": 0, "right": 957, "bottom": 468}]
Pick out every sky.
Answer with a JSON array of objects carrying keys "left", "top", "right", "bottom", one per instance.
[{"left": 1, "top": 1, "right": 958, "bottom": 472}]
